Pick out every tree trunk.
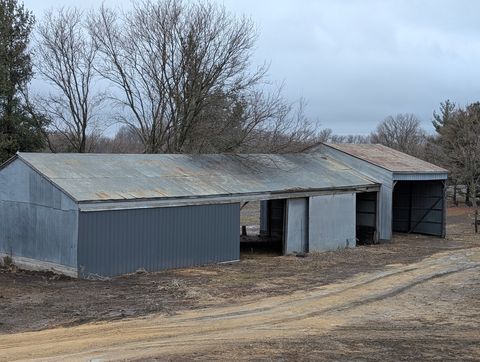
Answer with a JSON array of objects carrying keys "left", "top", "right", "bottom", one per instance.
[
  {"left": 471, "top": 182, "right": 478, "bottom": 208},
  {"left": 79, "top": 131, "right": 86, "bottom": 153}
]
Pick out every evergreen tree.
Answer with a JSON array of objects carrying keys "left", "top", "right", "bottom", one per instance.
[
  {"left": 0, "top": 0, "right": 46, "bottom": 163},
  {"left": 432, "top": 99, "right": 456, "bottom": 132},
  {"left": 433, "top": 101, "right": 480, "bottom": 207}
]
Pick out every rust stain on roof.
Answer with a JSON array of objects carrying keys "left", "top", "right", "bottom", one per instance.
[
  {"left": 16, "top": 152, "right": 377, "bottom": 202},
  {"left": 95, "top": 192, "right": 111, "bottom": 199}
]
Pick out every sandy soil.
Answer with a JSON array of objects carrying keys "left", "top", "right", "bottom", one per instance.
[
  {"left": 0, "top": 207, "right": 478, "bottom": 361},
  {"left": 1, "top": 243, "right": 479, "bottom": 361}
]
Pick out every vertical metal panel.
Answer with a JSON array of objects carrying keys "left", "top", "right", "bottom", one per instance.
[
  {"left": 377, "top": 185, "right": 393, "bottom": 241},
  {"left": 392, "top": 181, "right": 444, "bottom": 236},
  {"left": 0, "top": 159, "right": 78, "bottom": 268},
  {"left": 285, "top": 198, "right": 308, "bottom": 254},
  {"left": 259, "top": 200, "right": 269, "bottom": 235},
  {"left": 77, "top": 203, "right": 240, "bottom": 278},
  {"left": 308, "top": 193, "right": 356, "bottom": 251}
]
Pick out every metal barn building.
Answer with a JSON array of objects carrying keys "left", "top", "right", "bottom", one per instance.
[
  {"left": 316, "top": 144, "right": 449, "bottom": 240},
  {"left": 0, "top": 152, "right": 378, "bottom": 278}
]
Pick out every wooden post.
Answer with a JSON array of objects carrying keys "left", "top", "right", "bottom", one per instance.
[
  {"left": 241, "top": 225, "right": 247, "bottom": 236},
  {"left": 475, "top": 210, "right": 478, "bottom": 234}
]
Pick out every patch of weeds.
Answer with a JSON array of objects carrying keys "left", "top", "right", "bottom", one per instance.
[
  {"left": 1, "top": 255, "right": 15, "bottom": 271},
  {"left": 3, "top": 255, "right": 13, "bottom": 267},
  {"left": 157, "top": 279, "right": 207, "bottom": 301},
  {"left": 159, "top": 279, "right": 188, "bottom": 297}
]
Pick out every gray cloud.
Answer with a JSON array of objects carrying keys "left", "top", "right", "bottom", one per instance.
[{"left": 24, "top": 0, "right": 480, "bottom": 134}]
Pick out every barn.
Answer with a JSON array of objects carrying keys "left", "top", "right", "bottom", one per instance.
[
  {"left": 316, "top": 143, "right": 449, "bottom": 240},
  {"left": 0, "top": 152, "right": 378, "bottom": 278}
]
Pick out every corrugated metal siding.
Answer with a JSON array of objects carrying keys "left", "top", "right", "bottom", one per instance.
[
  {"left": 285, "top": 198, "right": 308, "bottom": 254},
  {"left": 0, "top": 159, "right": 78, "bottom": 268},
  {"left": 378, "top": 185, "right": 393, "bottom": 240},
  {"left": 259, "top": 200, "right": 269, "bottom": 235},
  {"left": 392, "top": 181, "right": 444, "bottom": 236},
  {"left": 309, "top": 193, "right": 356, "bottom": 251},
  {"left": 77, "top": 203, "right": 240, "bottom": 278},
  {"left": 393, "top": 173, "right": 448, "bottom": 181}
]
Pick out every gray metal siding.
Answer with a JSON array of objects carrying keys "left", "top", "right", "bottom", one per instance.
[
  {"left": 378, "top": 185, "right": 393, "bottom": 240},
  {"left": 77, "top": 203, "right": 240, "bottom": 278},
  {"left": 285, "top": 198, "right": 308, "bottom": 254},
  {"left": 259, "top": 200, "right": 269, "bottom": 235},
  {"left": 308, "top": 193, "right": 356, "bottom": 251},
  {"left": 318, "top": 145, "right": 448, "bottom": 241},
  {"left": 0, "top": 159, "right": 78, "bottom": 268},
  {"left": 393, "top": 173, "right": 448, "bottom": 181}
]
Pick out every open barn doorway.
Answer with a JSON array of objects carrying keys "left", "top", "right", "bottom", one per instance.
[
  {"left": 392, "top": 180, "right": 446, "bottom": 237},
  {"left": 356, "top": 191, "right": 378, "bottom": 244},
  {"left": 240, "top": 200, "right": 284, "bottom": 256}
]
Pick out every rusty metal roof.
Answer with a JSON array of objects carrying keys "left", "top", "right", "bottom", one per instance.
[
  {"left": 15, "top": 152, "right": 377, "bottom": 203},
  {"left": 324, "top": 144, "right": 448, "bottom": 173}
]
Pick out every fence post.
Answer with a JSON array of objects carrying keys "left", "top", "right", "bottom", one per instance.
[
  {"left": 475, "top": 209, "right": 478, "bottom": 234},
  {"left": 242, "top": 225, "right": 247, "bottom": 236}
]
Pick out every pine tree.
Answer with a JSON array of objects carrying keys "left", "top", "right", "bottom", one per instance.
[
  {"left": 0, "top": 0, "right": 46, "bottom": 163},
  {"left": 433, "top": 101, "right": 480, "bottom": 207}
]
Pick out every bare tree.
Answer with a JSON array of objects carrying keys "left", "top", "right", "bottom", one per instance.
[
  {"left": 370, "top": 113, "right": 427, "bottom": 157},
  {"left": 238, "top": 97, "right": 323, "bottom": 153},
  {"left": 329, "top": 133, "right": 370, "bottom": 144},
  {"left": 91, "top": 126, "right": 145, "bottom": 153},
  {"left": 35, "top": 8, "right": 105, "bottom": 153},
  {"left": 89, "top": 0, "right": 270, "bottom": 154}
]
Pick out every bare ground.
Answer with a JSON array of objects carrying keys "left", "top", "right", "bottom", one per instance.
[{"left": 0, "top": 207, "right": 479, "bottom": 361}]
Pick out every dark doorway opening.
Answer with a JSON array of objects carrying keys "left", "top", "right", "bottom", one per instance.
[
  {"left": 240, "top": 199, "right": 284, "bottom": 256},
  {"left": 392, "top": 180, "right": 445, "bottom": 237},
  {"left": 356, "top": 191, "right": 378, "bottom": 245}
]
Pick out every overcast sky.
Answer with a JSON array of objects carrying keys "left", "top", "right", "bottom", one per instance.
[{"left": 23, "top": 0, "right": 480, "bottom": 135}]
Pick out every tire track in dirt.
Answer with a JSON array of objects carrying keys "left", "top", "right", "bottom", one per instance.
[
  {"left": 188, "top": 265, "right": 423, "bottom": 322},
  {"left": 0, "top": 247, "right": 479, "bottom": 362}
]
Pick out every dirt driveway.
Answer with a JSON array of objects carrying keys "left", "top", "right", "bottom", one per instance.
[
  {"left": 1, "top": 244, "right": 479, "bottom": 361},
  {"left": 0, "top": 207, "right": 479, "bottom": 361}
]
